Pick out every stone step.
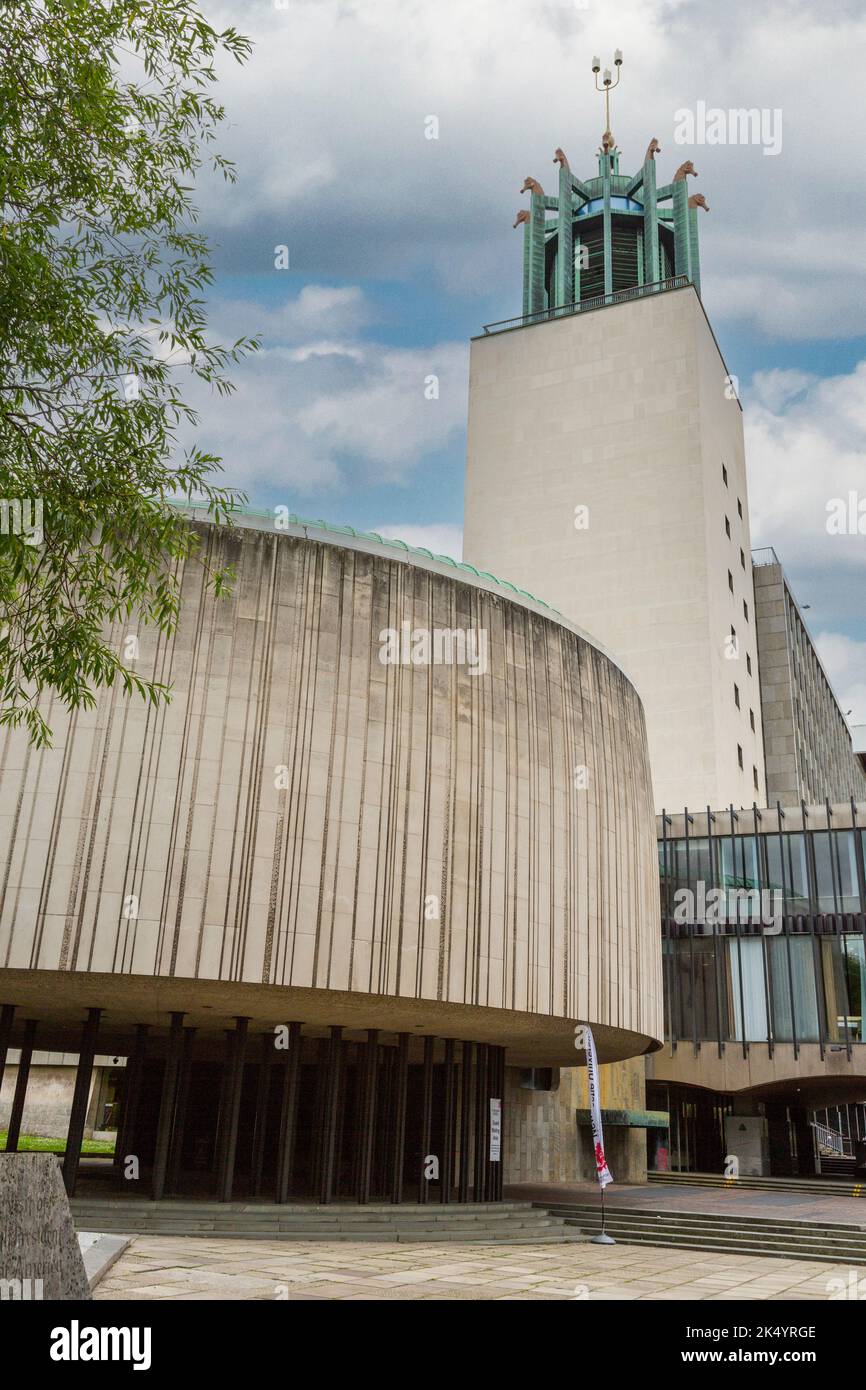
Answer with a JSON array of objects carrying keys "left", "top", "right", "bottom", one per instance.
[
  {"left": 648, "top": 1173, "right": 863, "bottom": 1196},
  {"left": 558, "top": 1234, "right": 866, "bottom": 1267},
  {"left": 649, "top": 1170, "right": 856, "bottom": 1183},
  {"left": 71, "top": 1209, "right": 546, "bottom": 1228},
  {"left": 71, "top": 1199, "right": 535, "bottom": 1217},
  {"left": 653, "top": 1181, "right": 853, "bottom": 1195},
  {"left": 71, "top": 1201, "right": 533, "bottom": 1211},
  {"left": 820, "top": 1159, "right": 857, "bottom": 1177},
  {"left": 81, "top": 1230, "right": 564, "bottom": 1242},
  {"left": 565, "top": 1221, "right": 866, "bottom": 1254},
  {"left": 71, "top": 1198, "right": 573, "bottom": 1242},
  {"left": 655, "top": 1184, "right": 839, "bottom": 1196},
  {"left": 75, "top": 1212, "right": 559, "bottom": 1227},
  {"left": 649, "top": 1171, "right": 847, "bottom": 1182},
  {"left": 532, "top": 1202, "right": 866, "bottom": 1264},
  {"left": 539, "top": 1203, "right": 866, "bottom": 1236},
  {"left": 73, "top": 1225, "right": 571, "bottom": 1243},
  {"left": 89, "top": 1215, "right": 559, "bottom": 1231},
  {"left": 72, "top": 1208, "right": 531, "bottom": 1224}
]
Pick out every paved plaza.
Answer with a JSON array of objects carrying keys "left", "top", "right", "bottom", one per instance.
[
  {"left": 93, "top": 1235, "right": 861, "bottom": 1301},
  {"left": 507, "top": 1181, "right": 866, "bottom": 1226}
]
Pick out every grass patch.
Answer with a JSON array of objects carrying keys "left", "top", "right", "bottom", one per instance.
[{"left": 0, "top": 1130, "right": 116, "bottom": 1155}]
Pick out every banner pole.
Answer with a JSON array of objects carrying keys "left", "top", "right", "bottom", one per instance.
[
  {"left": 592, "top": 1176, "right": 615, "bottom": 1244},
  {"left": 579, "top": 1024, "right": 616, "bottom": 1247},
  {"left": 592, "top": 1179, "right": 616, "bottom": 1245}
]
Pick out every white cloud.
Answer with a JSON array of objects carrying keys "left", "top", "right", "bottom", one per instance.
[
  {"left": 745, "top": 358, "right": 866, "bottom": 637},
  {"left": 743, "top": 359, "right": 866, "bottom": 672},
  {"left": 295, "top": 343, "right": 468, "bottom": 478},
  {"left": 196, "top": 0, "right": 866, "bottom": 338},
  {"left": 181, "top": 286, "right": 467, "bottom": 494},
  {"left": 749, "top": 368, "right": 815, "bottom": 413},
  {"left": 373, "top": 523, "right": 463, "bottom": 559},
  {"left": 815, "top": 633, "right": 866, "bottom": 727},
  {"left": 286, "top": 341, "right": 366, "bottom": 363},
  {"left": 211, "top": 284, "right": 370, "bottom": 343},
  {"left": 155, "top": 2, "right": 866, "bottom": 728}
]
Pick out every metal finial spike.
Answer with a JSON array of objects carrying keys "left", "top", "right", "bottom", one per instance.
[{"left": 593, "top": 49, "right": 624, "bottom": 153}]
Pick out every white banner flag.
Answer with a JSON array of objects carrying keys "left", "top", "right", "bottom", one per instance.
[
  {"left": 489, "top": 1098, "right": 501, "bottom": 1162},
  {"left": 575, "top": 1024, "right": 613, "bottom": 1188}
]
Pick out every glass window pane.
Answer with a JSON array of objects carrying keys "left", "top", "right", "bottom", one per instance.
[
  {"left": 814, "top": 832, "right": 835, "bottom": 913},
  {"left": 688, "top": 838, "right": 710, "bottom": 897},
  {"left": 835, "top": 831, "right": 860, "bottom": 913},
  {"left": 785, "top": 834, "right": 809, "bottom": 913},
  {"left": 727, "top": 938, "right": 768, "bottom": 1041},
  {"left": 767, "top": 936, "right": 820, "bottom": 1042},
  {"left": 659, "top": 842, "right": 671, "bottom": 916},
  {"left": 691, "top": 936, "right": 718, "bottom": 1040},
  {"left": 820, "top": 935, "right": 864, "bottom": 1040},
  {"left": 765, "top": 838, "right": 781, "bottom": 890},
  {"left": 741, "top": 836, "right": 759, "bottom": 889},
  {"left": 719, "top": 838, "right": 734, "bottom": 889},
  {"left": 844, "top": 938, "right": 865, "bottom": 1042},
  {"left": 672, "top": 838, "right": 689, "bottom": 892}
]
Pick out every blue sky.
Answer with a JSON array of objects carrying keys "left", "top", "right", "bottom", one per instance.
[{"left": 187, "top": 0, "right": 866, "bottom": 719}]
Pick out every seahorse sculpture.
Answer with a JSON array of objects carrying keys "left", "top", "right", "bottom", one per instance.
[
  {"left": 688, "top": 193, "right": 710, "bottom": 212},
  {"left": 673, "top": 160, "right": 697, "bottom": 181},
  {"left": 553, "top": 148, "right": 569, "bottom": 169},
  {"left": 513, "top": 209, "right": 530, "bottom": 229},
  {"left": 644, "top": 137, "right": 661, "bottom": 161},
  {"left": 520, "top": 176, "right": 545, "bottom": 197}
]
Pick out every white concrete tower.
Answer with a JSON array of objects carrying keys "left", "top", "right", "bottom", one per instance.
[{"left": 463, "top": 84, "right": 765, "bottom": 814}]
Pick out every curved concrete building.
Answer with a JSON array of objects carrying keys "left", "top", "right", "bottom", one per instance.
[{"left": 0, "top": 514, "right": 661, "bottom": 1202}]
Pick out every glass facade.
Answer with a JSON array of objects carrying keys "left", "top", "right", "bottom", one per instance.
[
  {"left": 659, "top": 812, "right": 866, "bottom": 1048},
  {"left": 647, "top": 1082, "right": 866, "bottom": 1176}
]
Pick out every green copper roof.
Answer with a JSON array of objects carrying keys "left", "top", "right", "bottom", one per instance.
[
  {"left": 167, "top": 498, "right": 566, "bottom": 620},
  {"left": 514, "top": 133, "right": 707, "bottom": 317},
  {"left": 575, "top": 1109, "right": 670, "bottom": 1129}
]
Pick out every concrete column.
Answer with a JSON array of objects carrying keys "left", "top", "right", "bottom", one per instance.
[
  {"left": 355, "top": 1029, "right": 379, "bottom": 1204},
  {"left": 166, "top": 1026, "right": 196, "bottom": 1194},
  {"left": 440, "top": 1038, "right": 456, "bottom": 1203},
  {"left": 274, "top": 1022, "right": 302, "bottom": 1204},
  {"left": 0, "top": 1004, "right": 15, "bottom": 1095},
  {"left": 62, "top": 1007, "right": 102, "bottom": 1196},
  {"left": 212, "top": 1027, "right": 237, "bottom": 1183},
  {"left": 389, "top": 1033, "right": 409, "bottom": 1204},
  {"left": 458, "top": 1041, "right": 474, "bottom": 1202},
  {"left": 250, "top": 1030, "right": 273, "bottom": 1198},
  {"left": 218, "top": 1016, "right": 249, "bottom": 1203},
  {"left": 114, "top": 1023, "right": 148, "bottom": 1178},
  {"left": 5, "top": 1018, "right": 38, "bottom": 1152},
  {"left": 151, "top": 1012, "right": 185, "bottom": 1201},
  {"left": 418, "top": 1035, "right": 435, "bottom": 1204},
  {"left": 474, "top": 1043, "right": 488, "bottom": 1199},
  {"left": 318, "top": 1026, "right": 343, "bottom": 1204}
]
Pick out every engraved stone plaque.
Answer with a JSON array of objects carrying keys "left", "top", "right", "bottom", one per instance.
[{"left": 0, "top": 1153, "right": 91, "bottom": 1300}]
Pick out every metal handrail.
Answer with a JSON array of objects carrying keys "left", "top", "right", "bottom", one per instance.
[
  {"left": 751, "top": 546, "right": 781, "bottom": 568},
  {"left": 811, "top": 1121, "right": 851, "bottom": 1157},
  {"left": 482, "top": 275, "right": 691, "bottom": 335}
]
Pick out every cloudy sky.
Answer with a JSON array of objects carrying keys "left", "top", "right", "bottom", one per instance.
[{"left": 185, "top": 0, "right": 866, "bottom": 719}]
